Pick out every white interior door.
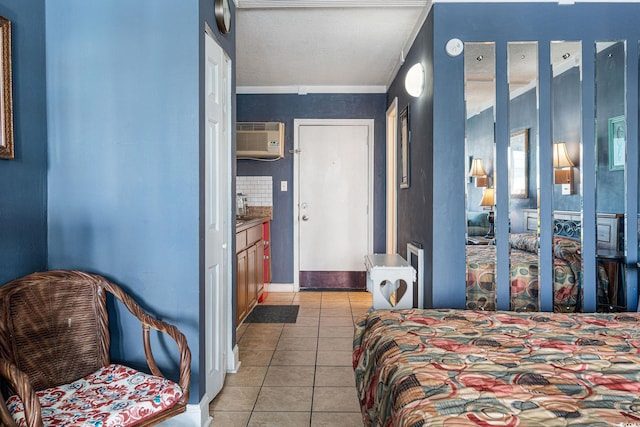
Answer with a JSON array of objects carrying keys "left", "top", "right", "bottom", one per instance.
[
  {"left": 204, "top": 31, "right": 229, "bottom": 401},
  {"left": 296, "top": 122, "right": 371, "bottom": 286}
]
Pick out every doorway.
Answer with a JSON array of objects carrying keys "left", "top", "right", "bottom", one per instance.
[
  {"left": 293, "top": 119, "right": 374, "bottom": 290},
  {"left": 386, "top": 98, "right": 398, "bottom": 254}
]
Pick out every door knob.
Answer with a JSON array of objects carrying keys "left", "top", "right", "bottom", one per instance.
[{"left": 302, "top": 215, "right": 309, "bottom": 221}]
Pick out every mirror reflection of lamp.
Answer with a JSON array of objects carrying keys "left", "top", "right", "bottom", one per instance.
[
  {"left": 469, "top": 158, "right": 489, "bottom": 187},
  {"left": 553, "top": 142, "right": 575, "bottom": 195},
  {"left": 479, "top": 187, "right": 495, "bottom": 238}
]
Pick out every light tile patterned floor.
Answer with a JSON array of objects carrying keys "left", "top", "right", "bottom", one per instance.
[{"left": 210, "top": 291, "right": 372, "bottom": 427}]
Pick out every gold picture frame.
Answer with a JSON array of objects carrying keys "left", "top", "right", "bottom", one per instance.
[{"left": 0, "top": 16, "right": 14, "bottom": 160}]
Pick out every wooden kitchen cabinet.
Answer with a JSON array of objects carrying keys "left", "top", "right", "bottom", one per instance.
[
  {"left": 247, "top": 244, "right": 258, "bottom": 309},
  {"left": 236, "top": 249, "right": 248, "bottom": 324},
  {"left": 236, "top": 219, "right": 269, "bottom": 325}
]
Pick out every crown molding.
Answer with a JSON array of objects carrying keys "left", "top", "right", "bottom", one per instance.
[
  {"left": 236, "top": 85, "right": 387, "bottom": 94},
  {"left": 237, "top": 0, "right": 428, "bottom": 8}
]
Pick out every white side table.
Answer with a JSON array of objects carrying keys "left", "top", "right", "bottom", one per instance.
[{"left": 365, "top": 254, "right": 417, "bottom": 309}]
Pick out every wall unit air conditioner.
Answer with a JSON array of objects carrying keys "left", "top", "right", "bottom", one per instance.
[{"left": 236, "top": 122, "right": 284, "bottom": 159}]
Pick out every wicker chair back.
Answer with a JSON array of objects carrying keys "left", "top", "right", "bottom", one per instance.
[{"left": 0, "top": 271, "right": 110, "bottom": 391}]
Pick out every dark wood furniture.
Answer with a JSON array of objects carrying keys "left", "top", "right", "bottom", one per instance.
[
  {"left": 0, "top": 270, "right": 191, "bottom": 427},
  {"left": 466, "top": 236, "right": 494, "bottom": 245},
  {"left": 236, "top": 218, "right": 269, "bottom": 324},
  {"left": 596, "top": 249, "right": 627, "bottom": 312}
]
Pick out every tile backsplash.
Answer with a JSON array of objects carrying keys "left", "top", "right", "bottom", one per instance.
[{"left": 236, "top": 176, "right": 273, "bottom": 207}]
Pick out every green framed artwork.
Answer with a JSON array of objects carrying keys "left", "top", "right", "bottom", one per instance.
[{"left": 608, "top": 115, "right": 625, "bottom": 171}]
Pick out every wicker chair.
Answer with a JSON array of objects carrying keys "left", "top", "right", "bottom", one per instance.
[{"left": 0, "top": 270, "right": 191, "bottom": 427}]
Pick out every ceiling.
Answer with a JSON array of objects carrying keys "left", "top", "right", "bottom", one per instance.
[{"left": 235, "top": 0, "right": 431, "bottom": 94}]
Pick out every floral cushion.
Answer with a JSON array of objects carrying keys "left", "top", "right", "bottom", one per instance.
[{"left": 7, "top": 364, "right": 183, "bottom": 427}]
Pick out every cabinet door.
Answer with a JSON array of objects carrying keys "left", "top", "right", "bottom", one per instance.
[
  {"left": 263, "top": 221, "right": 271, "bottom": 284},
  {"left": 247, "top": 244, "right": 258, "bottom": 309},
  {"left": 257, "top": 240, "right": 265, "bottom": 297},
  {"left": 236, "top": 250, "right": 248, "bottom": 324}
]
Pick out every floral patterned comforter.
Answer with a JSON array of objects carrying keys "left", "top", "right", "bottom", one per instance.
[
  {"left": 466, "top": 234, "right": 604, "bottom": 312},
  {"left": 353, "top": 309, "right": 640, "bottom": 427}
]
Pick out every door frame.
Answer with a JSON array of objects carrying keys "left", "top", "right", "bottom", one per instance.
[
  {"left": 386, "top": 98, "right": 398, "bottom": 254},
  {"left": 293, "top": 119, "right": 374, "bottom": 291}
]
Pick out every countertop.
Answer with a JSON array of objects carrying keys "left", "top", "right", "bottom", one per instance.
[{"left": 236, "top": 216, "right": 270, "bottom": 232}]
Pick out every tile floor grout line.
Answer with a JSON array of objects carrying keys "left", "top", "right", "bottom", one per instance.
[{"left": 211, "top": 290, "right": 368, "bottom": 426}]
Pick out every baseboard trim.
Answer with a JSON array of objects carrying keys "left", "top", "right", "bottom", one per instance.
[
  {"left": 228, "top": 344, "right": 241, "bottom": 373},
  {"left": 157, "top": 397, "right": 211, "bottom": 426},
  {"left": 265, "top": 283, "right": 295, "bottom": 292}
]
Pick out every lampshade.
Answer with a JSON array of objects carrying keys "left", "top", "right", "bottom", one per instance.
[
  {"left": 469, "top": 158, "right": 487, "bottom": 177},
  {"left": 479, "top": 187, "right": 495, "bottom": 207},
  {"left": 405, "top": 63, "right": 425, "bottom": 97},
  {"left": 553, "top": 142, "right": 575, "bottom": 168}
]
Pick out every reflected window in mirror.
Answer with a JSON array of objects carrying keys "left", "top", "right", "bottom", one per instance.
[
  {"left": 508, "top": 42, "right": 539, "bottom": 312},
  {"left": 551, "top": 41, "right": 583, "bottom": 312},
  {"left": 464, "top": 42, "right": 497, "bottom": 311},
  {"left": 595, "top": 40, "right": 626, "bottom": 312}
]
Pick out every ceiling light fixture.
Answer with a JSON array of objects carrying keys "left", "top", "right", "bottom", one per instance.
[{"left": 405, "top": 63, "right": 425, "bottom": 98}]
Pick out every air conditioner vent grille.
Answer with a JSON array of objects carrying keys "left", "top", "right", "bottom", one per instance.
[
  {"left": 237, "top": 122, "right": 281, "bottom": 132},
  {"left": 236, "top": 122, "right": 285, "bottom": 159}
]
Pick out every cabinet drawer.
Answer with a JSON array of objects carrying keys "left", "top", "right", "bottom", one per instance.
[
  {"left": 247, "top": 224, "right": 263, "bottom": 246},
  {"left": 236, "top": 230, "right": 247, "bottom": 253}
]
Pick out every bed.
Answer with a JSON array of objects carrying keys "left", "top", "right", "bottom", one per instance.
[
  {"left": 466, "top": 232, "right": 591, "bottom": 312},
  {"left": 353, "top": 308, "right": 640, "bottom": 426}
]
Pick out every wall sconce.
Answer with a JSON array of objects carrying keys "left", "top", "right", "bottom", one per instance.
[
  {"left": 405, "top": 63, "right": 425, "bottom": 97},
  {"left": 469, "top": 158, "right": 488, "bottom": 187},
  {"left": 553, "top": 142, "right": 575, "bottom": 195},
  {"left": 479, "top": 187, "right": 495, "bottom": 238}
]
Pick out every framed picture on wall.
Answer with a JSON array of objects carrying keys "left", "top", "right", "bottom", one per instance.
[
  {"left": 509, "top": 129, "right": 528, "bottom": 199},
  {"left": 0, "top": 16, "right": 14, "bottom": 160},
  {"left": 608, "top": 115, "right": 625, "bottom": 171},
  {"left": 400, "top": 105, "right": 410, "bottom": 189}
]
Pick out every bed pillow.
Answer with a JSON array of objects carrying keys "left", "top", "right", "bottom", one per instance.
[{"left": 509, "top": 233, "right": 539, "bottom": 253}]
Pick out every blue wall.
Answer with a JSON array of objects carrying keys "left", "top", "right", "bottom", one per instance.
[
  {"left": 237, "top": 93, "right": 386, "bottom": 284},
  {"left": 0, "top": 0, "right": 47, "bottom": 284},
  {"left": 596, "top": 41, "right": 626, "bottom": 214},
  {"left": 46, "top": 0, "right": 202, "bottom": 402},
  {"left": 387, "top": 11, "right": 435, "bottom": 308},
  {"left": 466, "top": 108, "right": 497, "bottom": 213},
  {"left": 552, "top": 66, "right": 582, "bottom": 211},
  {"left": 430, "top": 2, "right": 640, "bottom": 311},
  {"left": 509, "top": 89, "right": 539, "bottom": 232}
]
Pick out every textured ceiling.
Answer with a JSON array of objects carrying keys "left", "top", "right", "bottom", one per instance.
[{"left": 236, "top": 1, "right": 430, "bottom": 93}]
